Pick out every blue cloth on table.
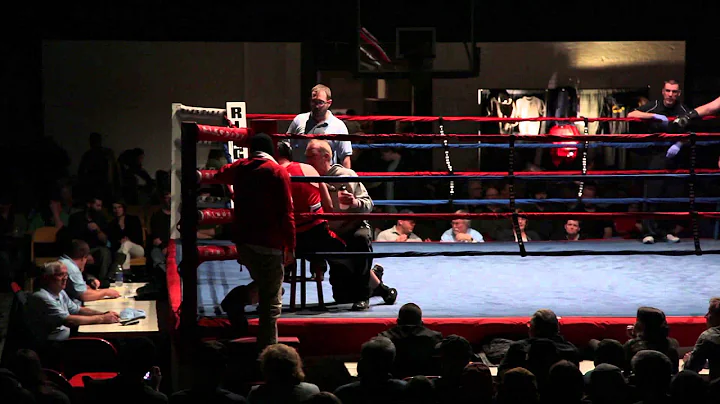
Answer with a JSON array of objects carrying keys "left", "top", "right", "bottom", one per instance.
[{"left": 120, "top": 308, "right": 146, "bottom": 321}]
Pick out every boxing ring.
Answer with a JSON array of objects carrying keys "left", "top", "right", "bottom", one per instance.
[{"left": 168, "top": 105, "right": 720, "bottom": 356}]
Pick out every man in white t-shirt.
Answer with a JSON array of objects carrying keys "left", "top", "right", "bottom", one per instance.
[{"left": 287, "top": 84, "right": 353, "bottom": 168}]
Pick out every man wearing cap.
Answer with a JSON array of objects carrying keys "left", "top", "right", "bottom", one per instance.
[
  {"left": 498, "top": 309, "right": 579, "bottom": 375},
  {"left": 214, "top": 133, "right": 295, "bottom": 349},
  {"left": 375, "top": 211, "right": 423, "bottom": 242}
]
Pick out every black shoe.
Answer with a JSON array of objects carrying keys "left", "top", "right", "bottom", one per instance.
[
  {"left": 221, "top": 285, "right": 250, "bottom": 313},
  {"left": 351, "top": 300, "right": 370, "bottom": 311},
  {"left": 372, "top": 264, "right": 384, "bottom": 282},
  {"left": 382, "top": 287, "right": 398, "bottom": 305}
]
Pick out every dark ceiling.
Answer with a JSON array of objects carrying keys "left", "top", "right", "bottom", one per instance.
[{"left": 34, "top": 1, "right": 717, "bottom": 43}]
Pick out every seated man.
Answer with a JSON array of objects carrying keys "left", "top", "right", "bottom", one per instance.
[
  {"left": 334, "top": 337, "right": 407, "bottom": 404},
  {"left": 64, "top": 196, "right": 120, "bottom": 284},
  {"left": 498, "top": 309, "right": 579, "bottom": 378},
  {"left": 26, "top": 261, "right": 120, "bottom": 343},
  {"left": 59, "top": 239, "right": 120, "bottom": 303},
  {"left": 375, "top": 210, "right": 423, "bottom": 242},
  {"left": 441, "top": 211, "right": 484, "bottom": 242},
  {"left": 276, "top": 139, "right": 346, "bottom": 279},
  {"left": 379, "top": 303, "right": 443, "bottom": 378},
  {"left": 553, "top": 219, "right": 584, "bottom": 241},
  {"left": 305, "top": 139, "right": 396, "bottom": 311},
  {"left": 683, "top": 297, "right": 720, "bottom": 381}
]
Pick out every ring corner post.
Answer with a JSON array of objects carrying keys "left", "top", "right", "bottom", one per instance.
[{"left": 180, "top": 121, "right": 200, "bottom": 332}]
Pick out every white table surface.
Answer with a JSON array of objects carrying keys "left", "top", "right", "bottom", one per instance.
[{"left": 78, "top": 283, "right": 159, "bottom": 334}]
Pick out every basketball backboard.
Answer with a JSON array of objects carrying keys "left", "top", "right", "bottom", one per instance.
[{"left": 354, "top": 0, "right": 479, "bottom": 79}]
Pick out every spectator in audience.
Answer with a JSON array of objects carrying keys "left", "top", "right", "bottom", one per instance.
[
  {"left": 432, "top": 335, "right": 477, "bottom": 403},
  {"left": 624, "top": 306, "right": 680, "bottom": 375},
  {"left": 375, "top": 211, "right": 423, "bottom": 242},
  {"left": 119, "top": 148, "right": 155, "bottom": 205},
  {"left": 108, "top": 200, "right": 145, "bottom": 271},
  {"left": 458, "top": 362, "right": 494, "bottom": 404},
  {"left": 0, "top": 368, "right": 36, "bottom": 404},
  {"left": 615, "top": 203, "right": 644, "bottom": 240},
  {"left": 26, "top": 261, "right": 119, "bottom": 343},
  {"left": 0, "top": 194, "right": 27, "bottom": 287},
  {"left": 497, "top": 209, "right": 541, "bottom": 242},
  {"left": 9, "top": 349, "right": 71, "bottom": 404},
  {"left": 441, "top": 210, "right": 484, "bottom": 242},
  {"left": 306, "top": 392, "right": 343, "bottom": 404},
  {"left": 588, "top": 364, "right": 630, "bottom": 404},
  {"left": 708, "top": 377, "right": 720, "bottom": 402},
  {"left": 248, "top": 344, "right": 319, "bottom": 404},
  {"left": 499, "top": 309, "right": 579, "bottom": 376},
  {"left": 682, "top": 297, "right": 720, "bottom": 381},
  {"left": 473, "top": 186, "right": 511, "bottom": 241},
  {"left": 149, "top": 190, "right": 171, "bottom": 273},
  {"left": 77, "top": 132, "right": 119, "bottom": 203},
  {"left": 669, "top": 370, "right": 707, "bottom": 404},
  {"left": 378, "top": 303, "right": 443, "bottom": 378},
  {"left": 65, "top": 196, "right": 115, "bottom": 283},
  {"left": 542, "top": 360, "right": 586, "bottom": 404},
  {"left": 496, "top": 367, "right": 539, "bottom": 404},
  {"left": 554, "top": 219, "right": 584, "bottom": 241},
  {"left": 85, "top": 337, "right": 167, "bottom": 403},
  {"left": 404, "top": 375, "right": 437, "bottom": 404},
  {"left": 334, "top": 336, "right": 407, "bottom": 404},
  {"left": 28, "top": 183, "right": 79, "bottom": 231},
  {"left": 170, "top": 340, "right": 247, "bottom": 404},
  {"left": 59, "top": 239, "right": 120, "bottom": 302},
  {"left": 525, "top": 185, "right": 560, "bottom": 240},
  {"left": 585, "top": 338, "right": 625, "bottom": 384},
  {"left": 629, "top": 350, "right": 673, "bottom": 404},
  {"left": 571, "top": 184, "right": 614, "bottom": 239}
]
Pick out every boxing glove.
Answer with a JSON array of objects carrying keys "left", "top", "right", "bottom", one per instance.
[{"left": 673, "top": 109, "right": 700, "bottom": 129}]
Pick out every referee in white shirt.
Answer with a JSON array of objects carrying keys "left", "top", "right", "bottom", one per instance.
[{"left": 287, "top": 84, "right": 353, "bottom": 168}]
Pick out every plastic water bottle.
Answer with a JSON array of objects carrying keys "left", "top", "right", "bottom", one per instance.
[
  {"left": 338, "top": 184, "right": 350, "bottom": 210},
  {"left": 115, "top": 266, "right": 124, "bottom": 288}
]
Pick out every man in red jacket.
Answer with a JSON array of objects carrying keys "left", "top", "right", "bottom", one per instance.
[{"left": 215, "top": 133, "right": 295, "bottom": 348}]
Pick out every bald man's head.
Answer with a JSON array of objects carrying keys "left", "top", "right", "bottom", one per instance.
[{"left": 305, "top": 139, "right": 333, "bottom": 174}]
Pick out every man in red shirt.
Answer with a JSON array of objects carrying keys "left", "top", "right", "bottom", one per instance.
[
  {"left": 215, "top": 133, "right": 295, "bottom": 348},
  {"left": 276, "top": 140, "right": 346, "bottom": 280}
]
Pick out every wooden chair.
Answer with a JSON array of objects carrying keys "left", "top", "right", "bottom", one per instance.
[
  {"left": 29, "top": 226, "right": 60, "bottom": 290},
  {"left": 287, "top": 258, "right": 325, "bottom": 312}
]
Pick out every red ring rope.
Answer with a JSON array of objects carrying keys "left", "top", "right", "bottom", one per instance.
[
  {"left": 197, "top": 208, "right": 720, "bottom": 226},
  {"left": 246, "top": 113, "right": 720, "bottom": 123},
  {"left": 193, "top": 123, "right": 720, "bottom": 143}
]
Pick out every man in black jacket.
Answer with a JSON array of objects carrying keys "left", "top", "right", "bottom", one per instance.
[
  {"left": 379, "top": 303, "right": 443, "bottom": 378},
  {"left": 498, "top": 309, "right": 579, "bottom": 380}
]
